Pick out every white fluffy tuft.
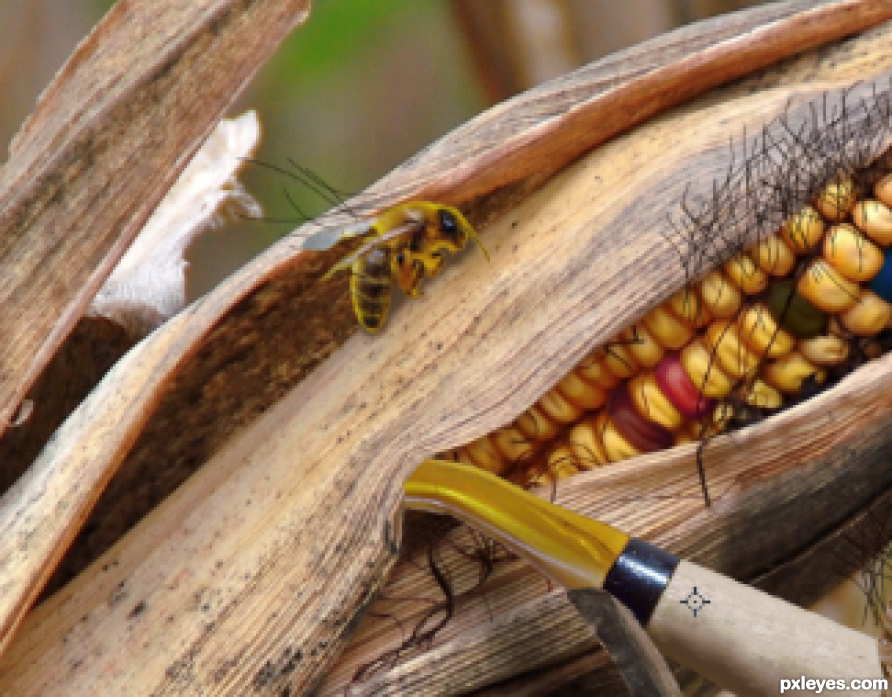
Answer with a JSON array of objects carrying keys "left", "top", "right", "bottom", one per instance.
[{"left": 90, "top": 111, "right": 263, "bottom": 337}]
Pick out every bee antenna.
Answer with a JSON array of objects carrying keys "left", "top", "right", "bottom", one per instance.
[
  {"left": 283, "top": 186, "right": 311, "bottom": 222},
  {"left": 240, "top": 157, "right": 301, "bottom": 182},
  {"left": 241, "top": 157, "right": 367, "bottom": 228},
  {"left": 284, "top": 157, "right": 364, "bottom": 222},
  {"left": 464, "top": 219, "right": 490, "bottom": 262},
  {"left": 286, "top": 158, "right": 356, "bottom": 201},
  {"left": 231, "top": 157, "right": 310, "bottom": 225}
]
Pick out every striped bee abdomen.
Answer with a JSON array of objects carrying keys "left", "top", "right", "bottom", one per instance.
[
  {"left": 325, "top": 203, "right": 488, "bottom": 332},
  {"left": 351, "top": 248, "right": 393, "bottom": 332}
]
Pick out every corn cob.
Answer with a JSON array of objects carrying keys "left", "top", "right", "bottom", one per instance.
[{"left": 453, "top": 172, "right": 892, "bottom": 484}]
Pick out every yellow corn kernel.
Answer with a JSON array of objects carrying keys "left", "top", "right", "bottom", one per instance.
[
  {"left": 736, "top": 304, "right": 795, "bottom": 358},
  {"left": 628, "top": 372, "right": 684, "bottom": 430},
  {"left": 557, "top": 371, "right": 607, "bottom": 410},
  {"left": 600, "top": 342, "right": 639, "bottom": 379},
  {"left": 876, "top": 173, "right": 892, "bottom": 211},
  {"left": 575, "top": 354, "right": 619, "bottom": 390},
  {"left": 781, "top": 205, "right": 826, "bottom": 253},
  {"left": 724, "top": 252, "right": 769, "bottom": 295},
  {"left": 711, "top": 403, "right": 734, "bottom": 430},
  {"left": 798, "top": 334, "right": 849, "bottom": 367},
  {"left": 621, "top": 324, "right": 665, "bottom": 368},
  {"left": 543, "top": 445, "right": 582, "bottom": 482},
  {"left": 746, "top": 380, "right": 783, "bottom": 409},
  {"left": 643, "top": 305, "right": 693, "bottom": 350},
  {"left": 567, "top": 417, "right": 609, "bottom": 469},
  {"left": 680, "top": 338, "right": 734, "bottom": 398},
  {"left": 823, "top": 224, "right": 884, "bottom": 282},
  {"left": 698, "top": 269, "right": 742, "bottom": 318},
  {"left": 537, "top": 386, "right": 584, "bottom": 425},
  {"left": 751, "top": 232, "right": 797, "bottom": 277},
  {"left": 852, "top": 200, "right": 892, "bottom": 246},
  {"left": 667, "top": 288, "right": 709, "bottom": 329},
  {"left": 674, "top": 422, "right": 701, "bottom": 446},
  {"left": 602, "top": 415, "right": 641, "bottom": 463},
  {"left": 491, "top": 426, "right": 536, "bottom": 463},
  {"left": 762, "top": 351, "right": 826, "bottom": 394},
  {"left": 704, "top": 320, "right": 759, "bottom": 379},
  {"left": 839, "top": 289, "right": 892, "bottom": 336},
  {"left": 461, "top": 436, "right": 510, "bottom": 476},
  {"left": 527, "top": 469, "right": 554, "bottom": 487},
  {"left": 814, "top": 175, "right": 856, "bottom": 221},
  {"left": 515, "top": 404, "right": 561, "bottom": 441},
  {"left": 798, "top": 259, "right": 859, "bottom": 313}
]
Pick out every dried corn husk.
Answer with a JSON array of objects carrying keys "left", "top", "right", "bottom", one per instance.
[{"left": 2, "top": 1, "right": 892, "bottom": 695}]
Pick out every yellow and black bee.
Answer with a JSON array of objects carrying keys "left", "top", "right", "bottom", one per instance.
[{"left": 319, "top": 202, "right": 489, "bottom": 331}]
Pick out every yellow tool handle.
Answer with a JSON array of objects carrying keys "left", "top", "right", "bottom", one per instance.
[
  {"left": 406, "top": 457, "right": 629, "bottom": 589},
  {"left": 405, "top": 459, "right": 885, "bottom": 696}
]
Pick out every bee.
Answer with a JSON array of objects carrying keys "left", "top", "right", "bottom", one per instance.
[
  {"left": 241, "top": 158, "right": 488, "bottom": 331},
  {"left": 317, "top": 202, "right": 489, "bottom": 332}
]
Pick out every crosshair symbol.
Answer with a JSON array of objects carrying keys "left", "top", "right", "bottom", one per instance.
[{"left": 680, "top": 587, "right": 711, "bottom": 617}]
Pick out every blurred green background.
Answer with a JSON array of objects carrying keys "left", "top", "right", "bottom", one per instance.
[
  {"left": 0, "top": 0, "right": 486, "bottom": 296},
  {"left": 0, "top": 0, "right": 769, "bottom": 297}
]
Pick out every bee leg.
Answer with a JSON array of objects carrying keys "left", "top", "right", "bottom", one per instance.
[
  {"left": 425, "top": 252, "right": 446, "bottom": 278},
  {"left": 322, "top": 257, "right": 355, "bottom": 280},
  {"left": 402, "top": 274, "right": 426, "bottom": 298},
  {"left": 395, "top": 255, "right": 426, "bottom": 298}
]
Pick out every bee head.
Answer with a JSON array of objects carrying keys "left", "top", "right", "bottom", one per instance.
[
  {"left": 436, "top": 208, "right": 462, "bottom": 246},
  {"left": 434, "top": 206, "right": 490, "bottom": 262}
]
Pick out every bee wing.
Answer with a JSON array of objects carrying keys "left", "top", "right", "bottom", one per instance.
[
  {"left": 300, "top": 218, "right": 373, "bottom": 251},
  {"left": 322, "top": 221, "right": 421, "bottom": 278}
]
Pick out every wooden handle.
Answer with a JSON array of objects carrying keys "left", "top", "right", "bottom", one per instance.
[{"left": 647, "top": 560, "right": 882, "bottom": 696}]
